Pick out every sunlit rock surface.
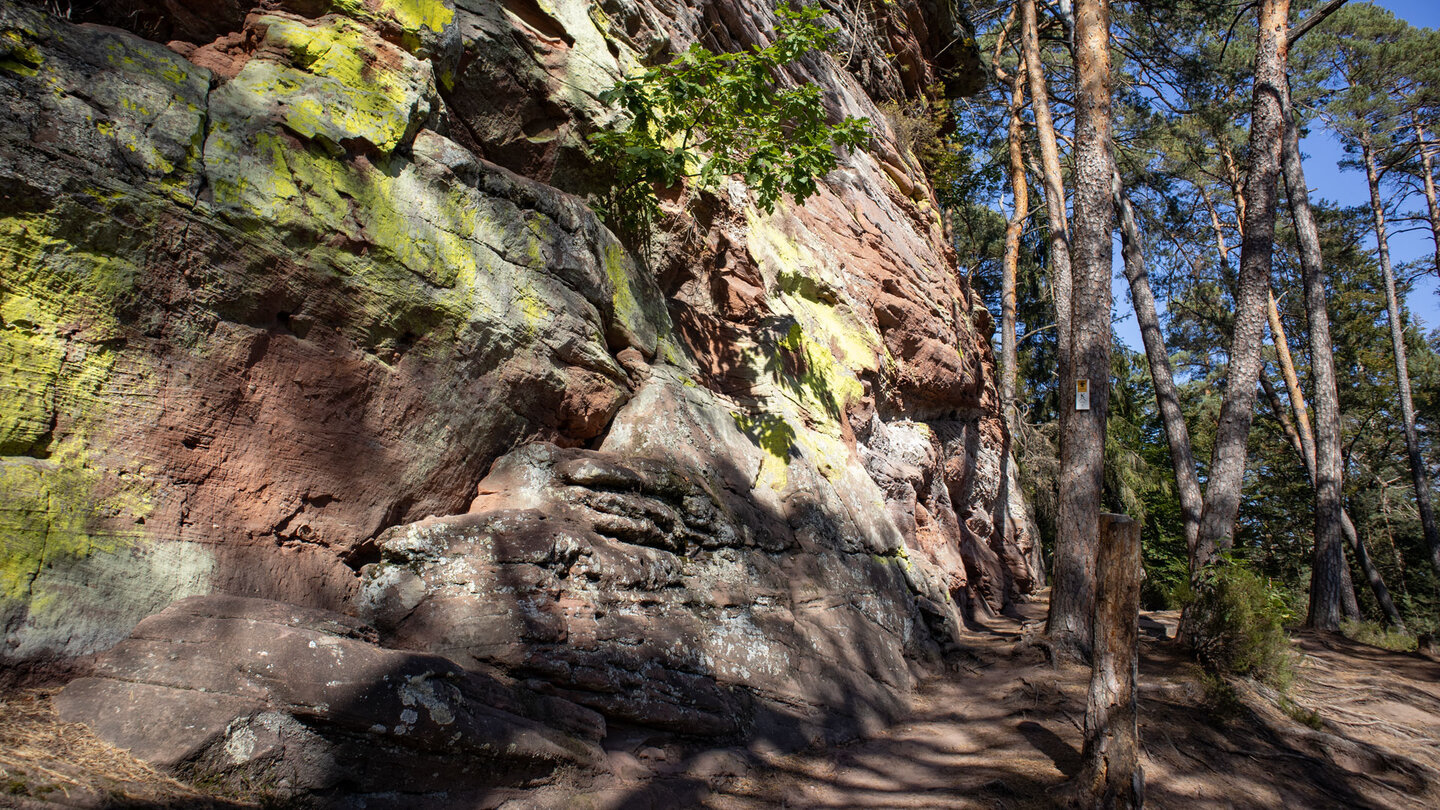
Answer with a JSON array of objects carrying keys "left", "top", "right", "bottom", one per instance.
[{"left": 1, "top": 0, "right": 1042, "bottom": 799}]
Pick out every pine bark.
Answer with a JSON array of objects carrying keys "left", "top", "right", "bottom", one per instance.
[
  {"left": 996, "top": 62, "right": 1028, "bottom": 567},
  {"left": 1257, "top": 375, "right": 1362, "bottom": 621},
  {"left": 1114, "top": 171, "right": 1203, "bottom": 559},
  {"left": 1021, "top": 0, "right": 1072, "bottom": 376},
  {"left": 1049, "top": 0, "right": 1114, "bottom": 656},
  {"left": 1265, "top": 289, "right": 1315, "bottom": 471},
  {"left": 1413, "top": 121, "right": 1440, "bottom": 275},
  {"left": 1281, "top": 89, "right": 1404, "bottom": 629},
  {"left": 1361, "top": 137, "right": 1440, "bottom": 582},
  {"left": 1077, "top": 513, "right": 1144, "bottom": 808},
  {"left": 1002, "top": 71, "right": 1027, "bottom": 435},
  {"left": 1194, "top": 0, "right": 1292, "bottom": 565},
  {"left": 1020, "top": 0, "right": 1081, "bottom": 648}
]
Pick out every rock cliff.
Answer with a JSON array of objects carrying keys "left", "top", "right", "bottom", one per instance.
[{"left": 0, "top": 0, "right": 1042, "bottom": 801}]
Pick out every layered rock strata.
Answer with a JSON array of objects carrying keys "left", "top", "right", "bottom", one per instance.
[{"left": 0, "top": 0, "right": 1043, "bottom": 798}]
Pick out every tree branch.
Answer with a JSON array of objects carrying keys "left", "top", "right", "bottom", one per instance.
[{"left": 1287, "top": 0, "right": 1348, "bottom": 48}]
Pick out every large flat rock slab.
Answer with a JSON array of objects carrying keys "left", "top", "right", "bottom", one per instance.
[{"left": 56, "top": 595, "right": 603, "bottom": 796}]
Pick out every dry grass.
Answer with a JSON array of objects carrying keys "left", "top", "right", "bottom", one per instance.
[{"left": 0, "top": 688, "right": 250, "bottom": 808}]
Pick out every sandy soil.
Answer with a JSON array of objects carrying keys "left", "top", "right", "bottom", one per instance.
[{"left": 3, "top": 596, "right": 1437, "bottom": 809}]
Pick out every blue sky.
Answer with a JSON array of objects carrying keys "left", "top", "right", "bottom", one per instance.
[{"left": 1112, "top": 0, "right": 1440, "bottom": 351}]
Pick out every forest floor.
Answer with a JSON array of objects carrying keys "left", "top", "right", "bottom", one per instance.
[{"left": 3, "top": 596, "right": 1438, "bottom": 809}]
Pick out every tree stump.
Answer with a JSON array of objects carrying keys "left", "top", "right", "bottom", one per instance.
[{"left": 1076, "top": 513, "right": 1144, "bottom": 808}]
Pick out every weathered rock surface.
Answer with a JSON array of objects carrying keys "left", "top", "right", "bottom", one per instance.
[
  {"left": 1, "top": 0, "right": 1044, "bottom": 800},
  {"left": 357, "top": 438, "right": 944, "bottom": 749},
  {"left": 57, "top": 594, "right": 603, "bottom": 796}
]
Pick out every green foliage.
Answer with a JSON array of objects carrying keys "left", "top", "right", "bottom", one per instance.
[
  {"left": 1198, "top": 670, "right": 1245, "bottom": 725},
  {"left": 878, "top": 91, "right": 987, "bottom": 211},
  {"left": 1186, "top": 554, "right": 1297, "bottom": 688},
  {"left": 1279, "top": 695, "right": 1324, "bottom": 729},
  {"left": 1340, "top": 619, "right": 1419, "bottom": 652},
  {"left": 587, "top": 5, "right": 868, "bottom": 236}
]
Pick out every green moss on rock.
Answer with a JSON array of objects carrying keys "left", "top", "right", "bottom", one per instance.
[
  {"left": 0, "top": 28, "right": 41, "bottom": 76},
  {"left": 776, "top": 322, "right": 864, "bottom": 421},
  {"left": 246, "top": 14, "right": 437, "bottom": 156},
  {"left": 331, "top": 0, "right": 455, "bottom": 36}
]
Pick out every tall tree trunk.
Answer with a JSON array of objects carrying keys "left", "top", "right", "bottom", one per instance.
[
  {"left": 1262, "top": 288, "right": 1351, "bottom": 623},
  {"left": 1051, "top": 0, "right": 1114, "bottom": 657},
  {"left": 1114, "top": 172, "right": 1203, "bottom": 559},
  {"left": 1021, "top": 0, "right": 1072, "bottom": 374},
  {"left": 1021, "top": 0, "right": 1080, "bottom": 646},
  {"left": 996, "top": 60, "right": 1028, "bottom": 569},
  {"left": 1257, "top": 375, "right": 1363, "bottom": 621},
  {"left": 1020, "top": 0, "right": 1073, "bottom": 385},
  {"left": 1362, "top": 138, "right": 1440, "bottom": 581},
  {"left": 1194, "top": 0, "right": 1292, "bottom": 566},
  {"left": 1002, "top": 71, "right": 1027, "bottom": 437},
  {"left": 1414, "top": 121, "right": 1440, "bottom": 275},
  {"left": 1282, "top": 88, "right": 1404, "bottom": 629}
]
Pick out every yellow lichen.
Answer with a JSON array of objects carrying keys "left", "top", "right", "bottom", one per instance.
[
  {"left": 775, "top": 322, "right": 863, "bottom": 422},
  {"left": 0, "top": 213, "right": 157, "bottom": 605},
  {"left": 733, "top": 411, "right": 795, "bottom": 491},
  {"left": 0, "top": 28, "right": 41, "bottom": 77},
  {"left": 331, "top": 0, "right": 455, "bottom": 35},
  {"left": 0, "top": 446, "right": 150, "bottom": 603},
  {"left": 605, "top": 245, "right": 639, "bottom": 314},
  {"left": 245, "top": 14, "right": 435, "bottom": 156},
  {"left": 746, "top": 207, "right": 885, "bottom": 374}
]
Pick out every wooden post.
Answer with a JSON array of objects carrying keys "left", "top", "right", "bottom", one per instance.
[{"left": 1077, "top": 513, "right": 1144, "bottom": 808}]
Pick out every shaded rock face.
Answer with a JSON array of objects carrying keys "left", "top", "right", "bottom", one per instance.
[
  {"left": 357, "top": 439, "right": 936, "bottom": 749},
  {"left": 1, "top": 0, "right": 1043, "bottom": 796},
  {"left": 57, "top": 594, "right": 604, "bottom": 797}
]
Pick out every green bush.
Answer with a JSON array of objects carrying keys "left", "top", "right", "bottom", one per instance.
[
  {"left": 1198, "top": 670, "right": 1245, "bottom": 724},
  {"left": 587, "top": 5, "right": 868, "bottom": 236},
  {"left": 1185, "top": 555, "right": 1296, "bottom": 687},
  {"left": 1340, "top": 619, "right": 1418, "bottom": 652}
]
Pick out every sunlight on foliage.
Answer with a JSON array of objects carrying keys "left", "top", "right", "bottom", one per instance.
[
  {"left": 1184, "top": 553, "right": 1297, "bottom": 688},
  {"left": 1340, "top": 619, "right": 1419, "bottom": 652},
  {"left": 588, "top": 6, "right": 868, "bottom": 236}
]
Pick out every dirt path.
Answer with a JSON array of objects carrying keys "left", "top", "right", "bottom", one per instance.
[
  {"left": 594, "top": 598, "right": 1440, "bottom": 810},
  {"left": 4, "top": 597, "right": 1439, "bottom": 808}
]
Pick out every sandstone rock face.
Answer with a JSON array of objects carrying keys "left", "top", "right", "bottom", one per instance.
[
  {"left": 357, "top": 438, "right": 939, "bottom": 749},
  {"left": 57, "top": 594, "right": 603, "bottom": 796},
  {"left": 2, "top": 0, "right": 1043, "bottom": 796}
]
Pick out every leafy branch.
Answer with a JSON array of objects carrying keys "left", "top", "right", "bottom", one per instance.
[{"left": 587, "top": 5, "right": 869, "bottom": 235}]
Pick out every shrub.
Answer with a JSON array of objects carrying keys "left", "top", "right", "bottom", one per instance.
[
  {"left": 1340, "top": 619, "right": 1418, "bottom": 652},
  {"left": 1198, "top": 670, "right": 1245, "bottom": 724},
  {"left": 1185, "top": 555, "right": 1296, "bottom": 687}
]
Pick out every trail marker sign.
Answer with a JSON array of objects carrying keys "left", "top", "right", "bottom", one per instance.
[{"left": 1076, "top": 379, "right": 1091, "bottom": 411}]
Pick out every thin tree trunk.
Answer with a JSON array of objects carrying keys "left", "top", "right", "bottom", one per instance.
[
  {"left": 1021, "top": 0, "right": 1072, "bottom": 370},
  {"left": 1261, "top": 300, "right": 1353, "bottom": 623},
  {"left": 1002, "top": 71, "right": 1027, "bottom": 436},
  {"left": 1259, "top": 372, "right": 1403, "bottom": 625},
  {"left": 995, "top": 57, "right": 1028, "bottom": 571},
  {"left": 1194, "top": 0, "right": 1292, "bottom": 566},
  {"left": 1265, "top": 288, "right": 1315, "bottom": 470},
  {"left": 1362, "top": 138, "right": 1440, "bottom": 581},
  {"left": 1023, "top": 0, "right": 1083, "bottom": 649},
  {"left": 1077, "top": 513, "right": 1144, "bottom": 808},
  {"left": 1114, "top": 171, "right": 1203, "bottom": 559},
  {"left": 1413, "top": 121, "right": 1440, "bottom": 275},
  {"left": 1020, "top": 0, "right": 1073, "bottom": 384},
  {"left": 1282, "top": 88, "right": 1404, "bottom": 629},
  {"left": 1258, "top": 375, "right": 1362, "bottom": 621}
]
